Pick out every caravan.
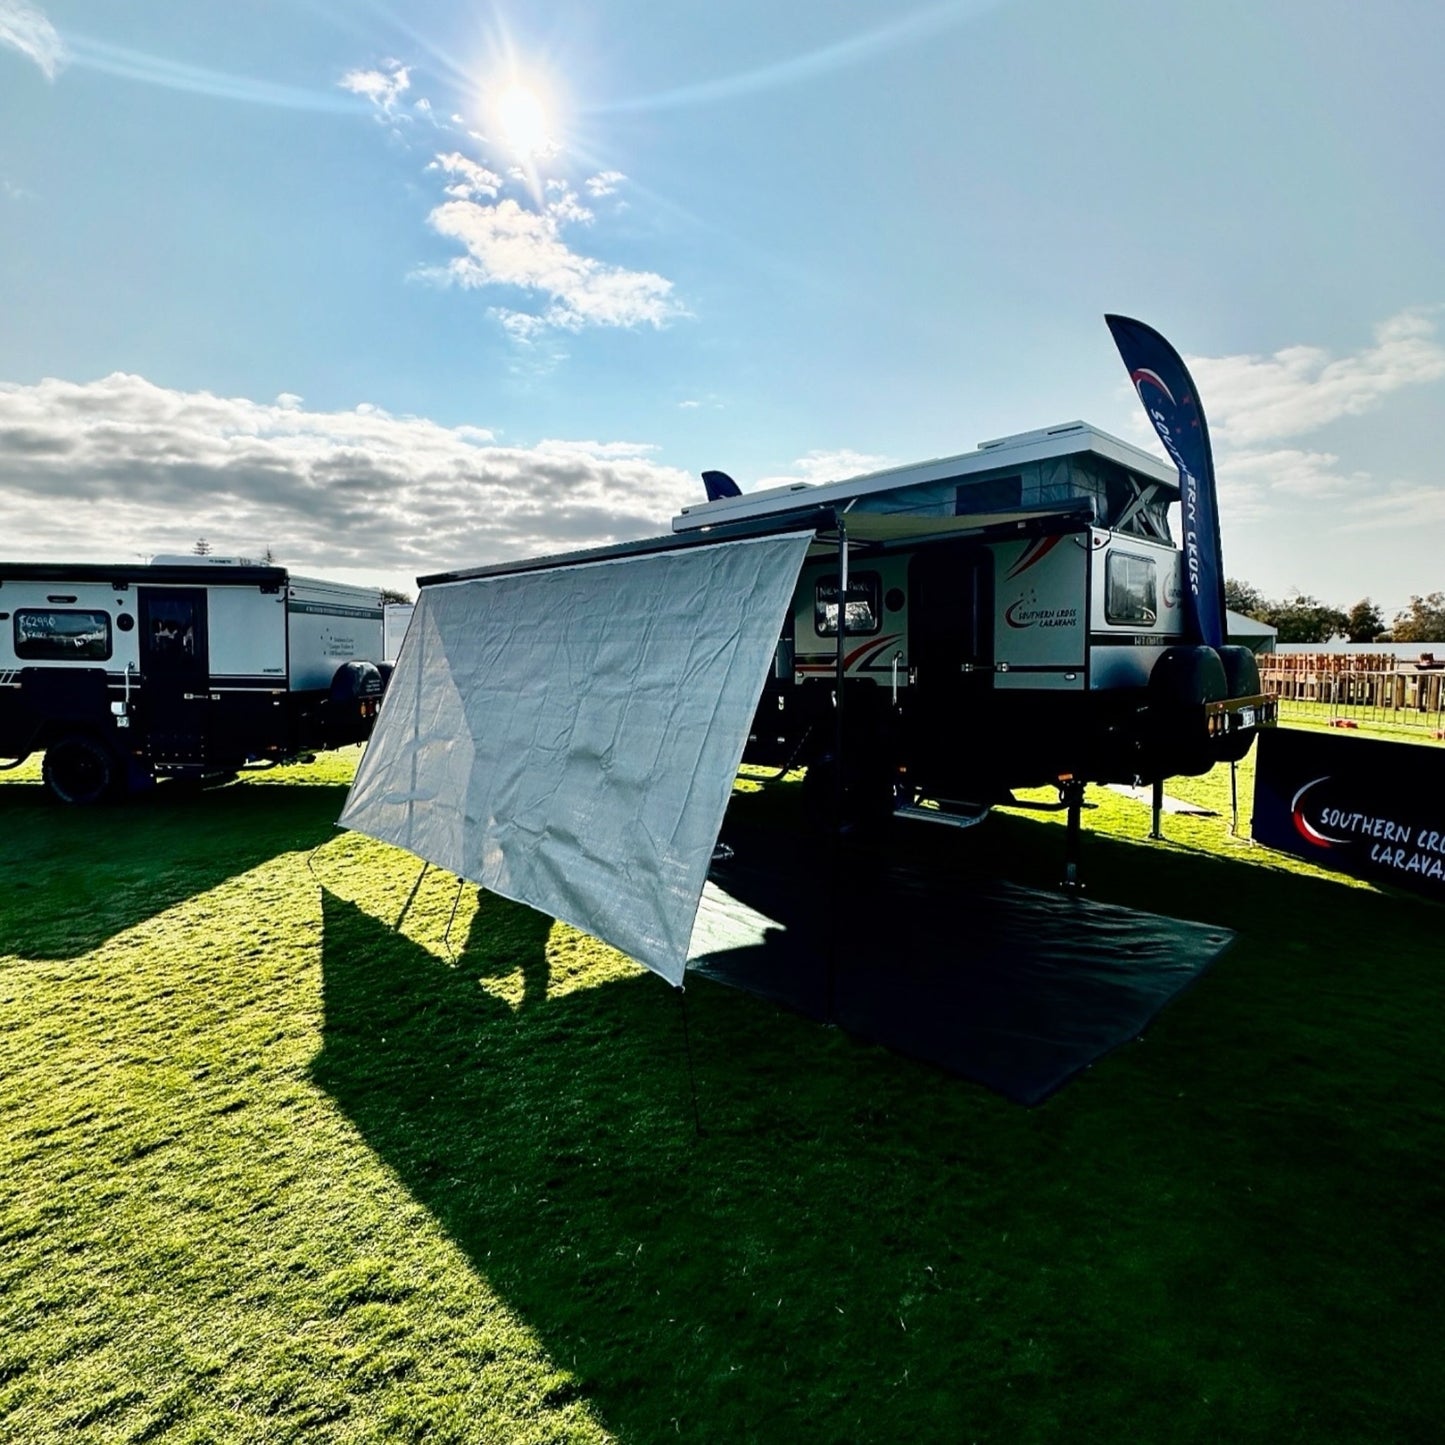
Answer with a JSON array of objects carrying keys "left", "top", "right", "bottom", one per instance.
[
  {"left": 676, "top": 421, "right": 1271, "bottom": 822},
  {"left": 0, "top": 556, "right": 387, "bottom": 803}
]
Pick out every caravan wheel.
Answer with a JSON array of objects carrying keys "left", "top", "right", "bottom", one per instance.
[{"left": 43, "top": 734, "right": 120, "bottom": 806}]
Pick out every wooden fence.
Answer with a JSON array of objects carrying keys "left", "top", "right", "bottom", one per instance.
[{"left": 1258, "top": 653, "right": 1445, "bottom": 734}]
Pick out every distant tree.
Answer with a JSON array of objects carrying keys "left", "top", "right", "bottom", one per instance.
[
  {"left": 379, "top": 587, "right": 412, "bottom": 605},
  {"left": 1344, "top": 598, "right": 1385, "bottom": 643},
  {"left": 1264, "top": 595, "right": 1348, "bottom": 644},
  {"left": 260, "top": 544, "right": 276, "bottom": 565},
  {"left": 192, "top": 537, "right": 211, "bottom": 556},
  {"left": 1390, "top": 592, "right": 1445, "bottom": 644},
  {"left": 1224, "top": 578, "right": 1267, "bottom": 618}
]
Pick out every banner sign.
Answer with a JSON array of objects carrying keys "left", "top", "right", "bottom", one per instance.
[
  {"left": 1253, "top": 728, "right": 1445, "bottom": 899},
  {"left": 1105, "top": 314, "right": 1227, "bottom": 650}
]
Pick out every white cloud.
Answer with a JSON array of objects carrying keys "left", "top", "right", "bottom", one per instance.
[
  {"left": 429, "top": 195, "right": 684, "bottom": 331},
  {"left": 1342, "top": 483, "right": 1445, "bottom": 533},
  {"left": 429, "top": 151, "right": 502, "bottom": 200},
  {"left": 1189, "top": 309, "right": 1445, "bottom": 448},
  {"left": 545, "top": 183, "right": 594, "bottom": 226},
  {"left": 0, "top": 0, "right": 65, "bottom": 79},
  {"left": 1208, "top": 447, "right": 1359, "bottom": 524},
  {"left": 0, "top": 373, "right": 695, "bottom": 589},
  {"left": 754, "top": 448, "right": 898, "bottom": 489},
  {"left": 585, "top": 170, "right": 627, "bottom": 198},
  {"left": 339, "top": 61, "right": 410, "bottom": 114},
  {"left": 492, "top": 309, "right": 551, "bottom": 343}
]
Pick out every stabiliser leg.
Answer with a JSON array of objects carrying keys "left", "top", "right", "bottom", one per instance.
[{"left": 1059, "top": 777, "right": 1087, "bottom": 891}]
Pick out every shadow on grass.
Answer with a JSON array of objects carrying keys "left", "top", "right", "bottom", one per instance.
[
  {"left": 312, "top": 795, "right": 1444, "bottom": 1443},
  {"left": 0, "top": 777, "right": 351, "bottom": 960}
]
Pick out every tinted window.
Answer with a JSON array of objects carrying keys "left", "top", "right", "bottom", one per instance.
[
  {"left": 14, "top": 609, "right": 113, "bottom": 661},
  {"left": 145, "top": 597, "right": 201, "bottom": 659},
  {"left": 815, "top": 572, "right": 881, "bottom": 636},
  {"left": 956, "top": 474, "right": 1023, "bottom": 514},
  {"left": 1105, "top": 553, "right": 1158, "bottom": 625}
]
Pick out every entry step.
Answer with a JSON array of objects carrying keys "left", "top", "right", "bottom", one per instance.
[{"left": 894, "top": 803, "right": 991, "bottom": 830}]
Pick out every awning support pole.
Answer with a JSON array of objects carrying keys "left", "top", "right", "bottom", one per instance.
[
  {"left": 834, "top": 510, "right": 848, "bottom": 816},
  {"left": 1229, "top": 759, "right": 1239, "bottom": 837},
  {"left": 1150, "top": 778, "right": 1164, "bottom": 841},
  {"left": 827, "top": 510, "right": 848, "bottom": 1024}
]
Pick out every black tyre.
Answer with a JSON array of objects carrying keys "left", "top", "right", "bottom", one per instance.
[
  {"left": 1216, "top": 645, "right": 1264, "bottom": 762},
  {"left": 1148, "top": 645, "right": 1229, "bottom": 710},
  {"left": 1145, "top": 645, "right": 1229, "bottom": 778},
  {"left": 43, "top": 734, "right": 120, "bottom": 805},
  {"left": 329, "top": 660, "right": 384, "bottom": 703},
  {"left": 1218, "top": 645, "right": 1261, "bottom": 700}
]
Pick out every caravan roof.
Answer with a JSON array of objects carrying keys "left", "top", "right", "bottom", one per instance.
[{"left": 673, "top": 422, "right": 1179, "bottom": 534}]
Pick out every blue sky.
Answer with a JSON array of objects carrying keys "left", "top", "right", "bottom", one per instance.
[{"left": 1, "top": 0, "right": 1442, "bottom": 613}]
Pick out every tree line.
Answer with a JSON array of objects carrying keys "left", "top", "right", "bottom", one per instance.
[{"left": 1226, "top": 581, "right": 1445, "bottom": 645}]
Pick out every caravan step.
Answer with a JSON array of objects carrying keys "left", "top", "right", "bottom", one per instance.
[{"left": 894, "top": 803, "right": 991, "bottom": 830}]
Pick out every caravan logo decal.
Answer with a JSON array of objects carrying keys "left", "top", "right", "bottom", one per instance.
[
  {"left": 1004, "top": 592, "right": 1079, "bottom": 630},
  {"left": 1290, "top": 777, "right": 1347, "bottom": 849}
]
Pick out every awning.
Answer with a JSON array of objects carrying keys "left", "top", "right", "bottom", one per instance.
[
  {"left": 339, "top": 532, "right": 813, "bottom": 985},
  {"left": 821, "top": 500, "right": 1096, "bottom": 548}
]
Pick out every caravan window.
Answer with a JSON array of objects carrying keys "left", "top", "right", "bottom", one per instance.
[
  {"left": 1105, "top": 553, "right": 1158, "bottom": 626},
  {"left": 814, "top": 572, "right": 881, "bottom": 637},
  {"left": 956, "top": 474, "right": 1023, "bottom": 514},
  {"left": 14, "top": 609, "right": 112, "bottom": 661}
]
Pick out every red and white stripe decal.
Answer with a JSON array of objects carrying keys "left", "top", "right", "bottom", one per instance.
[
  {"left": 1004, "top": 533, "right": 1066, "bottom": 580},
  {"left": 796, "top": 633, "right": 901, "bottom": 674}
]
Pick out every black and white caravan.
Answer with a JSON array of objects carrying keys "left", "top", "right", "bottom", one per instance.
[
  {"left": 677, "top": 420, "right": 1272, "bottom": 827},
  {"left": 0, "top": 556, "right": 388, "bottom": 803}
]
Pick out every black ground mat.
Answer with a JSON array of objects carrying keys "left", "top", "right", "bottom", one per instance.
[{"left": 688, "top": 821, "right": 1234, "bottom": 1105}]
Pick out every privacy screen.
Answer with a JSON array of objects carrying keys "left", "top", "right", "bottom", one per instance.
[{"left": 339, "top": 533, "right": 812, "bottom": 984}]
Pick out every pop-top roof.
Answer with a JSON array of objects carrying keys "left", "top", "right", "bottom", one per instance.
[{"left": 673, "top": 422, "right": 1177, "bottom": 533}]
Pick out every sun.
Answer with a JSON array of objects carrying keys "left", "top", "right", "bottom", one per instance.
[{"left": 496, "top": 82, "right": 549, "bottom": 156}]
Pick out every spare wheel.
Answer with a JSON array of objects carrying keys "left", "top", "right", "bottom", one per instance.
[{"left": 43, "top": 734, "right": 120, "bottom": 806}]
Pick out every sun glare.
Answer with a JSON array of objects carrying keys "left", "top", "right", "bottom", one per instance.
[{"left": 496, "top": 82, "right": 549, "bottom": 156}]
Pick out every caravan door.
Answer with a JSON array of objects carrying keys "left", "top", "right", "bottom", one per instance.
[
  {"left": 139, "top": 588, "right": 211, "bottom": 769},
  {"left": 906, "top": 540, "right": 994, "bottom": 795}
]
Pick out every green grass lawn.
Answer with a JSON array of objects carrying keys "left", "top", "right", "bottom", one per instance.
[{"left": 2, "top": 745, "right": 1442, "bottom": 1443}]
